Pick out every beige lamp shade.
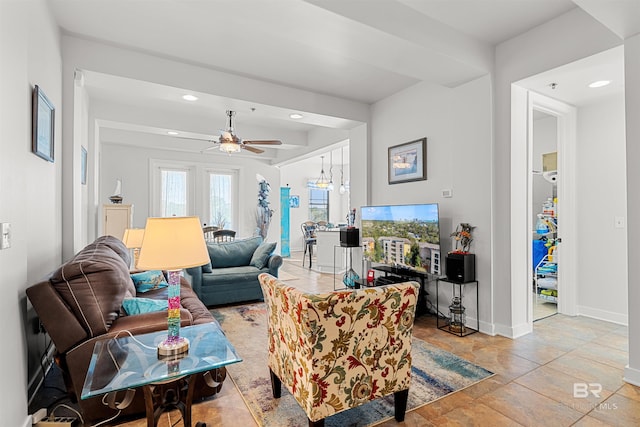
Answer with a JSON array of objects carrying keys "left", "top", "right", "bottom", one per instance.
[
  {"left": 137, "top": 216, "right": 209, "bottom": 270},
  {"left": 122, "top": 228, "right": 145, "bottom": 249}
]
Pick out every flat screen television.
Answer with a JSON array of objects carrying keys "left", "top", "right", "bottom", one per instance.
[{"left": 361, "top": 203, "right": 441, "bottom": 275}]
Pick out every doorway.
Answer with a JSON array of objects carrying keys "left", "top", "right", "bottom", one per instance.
[
  {"left": 511, "top": 87, "right": 578, "bottom": 335},
  {"left": 531, "top": 109, "right": 558, "bottom": 320}
]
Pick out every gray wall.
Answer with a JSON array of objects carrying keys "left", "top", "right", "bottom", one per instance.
[
  {"left": 369, "top": 76, "right": 493, "bottom": 331},
  {"left": 0, "top": 1, "right": 62, "bottom": 426},
  {"left": 494, "top": 8, "right": 622, "bottom": 335}
]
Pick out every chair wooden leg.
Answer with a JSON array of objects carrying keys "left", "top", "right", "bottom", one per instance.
[
  {"left": 308, "top": 418, "right": 325, "bottom": 427},
  {"left": 394, "top": 389, "right": 409, "bottom": 422},
  {"left": 270, "top": 369, "right": 281, "bottom": 399}
]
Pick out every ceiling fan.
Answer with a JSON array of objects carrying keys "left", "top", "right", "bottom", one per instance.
[{"left": 177, "top": 110, "right": 282, "bottom": 154}]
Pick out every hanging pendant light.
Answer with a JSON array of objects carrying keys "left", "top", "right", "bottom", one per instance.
[
  {"left": 328, "top": 154, "right": 335, "bottom": 191},
  {"left": 315, "top": 156, "right": 330, "bottom": 189}
]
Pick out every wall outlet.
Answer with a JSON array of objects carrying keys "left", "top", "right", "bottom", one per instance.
[{"left": 1, "top": 222, "right": 10, "bottom": 249}]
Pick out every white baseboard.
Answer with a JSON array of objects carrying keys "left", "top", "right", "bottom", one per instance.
[
  {"left": 624, "top": 365, "right": 640, "bottom": 386},
  {"left": 477, "top": 320, "right": 494, "bottom": 335},
  {"left": 493, "top": 321, "right": 532, "bottom": 339},
  {"left": 577, "top": 306, "right": 628, "bottom": 326}
]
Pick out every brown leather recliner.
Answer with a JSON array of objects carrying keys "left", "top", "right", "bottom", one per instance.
[{"left": 26, "top": 236, "right": 226, "bottom": 425}]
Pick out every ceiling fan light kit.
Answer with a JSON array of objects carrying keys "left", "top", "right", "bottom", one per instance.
[{"left": 220, "top": 141, "right": 242, "bottom": 154}]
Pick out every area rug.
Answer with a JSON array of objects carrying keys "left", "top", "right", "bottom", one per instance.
[{"left": 212, "top": 303, "right": 493, "bottom": 427}]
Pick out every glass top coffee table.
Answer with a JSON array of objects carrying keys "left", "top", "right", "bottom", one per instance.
[{"left": 82, "top": 322, "right": 241, "bottom": 427}]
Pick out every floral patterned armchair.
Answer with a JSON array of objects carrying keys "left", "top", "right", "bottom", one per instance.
[{"left": 258, "top": 273, "right": 420, "bottom": 427}]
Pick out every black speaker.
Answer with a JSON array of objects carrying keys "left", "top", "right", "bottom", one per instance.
[
  {"left": 445, "top": 253, "right": 475, "bottom": 283},
  {"left": 340, "top": 227, "right": 360, "bottom": 247}
]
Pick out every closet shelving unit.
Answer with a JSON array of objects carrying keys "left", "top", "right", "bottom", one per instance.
[{"left": 534, "top": 212, "right": 558, "bottom": 304}]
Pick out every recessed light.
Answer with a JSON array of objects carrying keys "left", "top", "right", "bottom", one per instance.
[
  {"left": 167, "top": 131, "right": 179, "bottom": 135},
  {"left": 182, "top": 94, "right": 198, "bottom": 101},
  {"left": 588, "top": 80, "right": 610, "bottom": 88},
  {"left": 289, "top": 113, "right": 303, "bottom": 119}
]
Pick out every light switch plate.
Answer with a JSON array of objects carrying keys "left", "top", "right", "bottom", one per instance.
[
  {"left": 615, "top": 216, "right": 625, "bottom": 229},
  {"left": 1, "top": 222, "right": 11, "bottom": 249},
  {"left": 442, "top": 189, "right": 453, "bottom": 198}
]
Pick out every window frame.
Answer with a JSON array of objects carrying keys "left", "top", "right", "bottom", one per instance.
[
  {"left": 308, "top": 181, "right": 330, "bottom": 222},
  {"left": 203, "top": 168, "right": 239, "bottom": 230},
  {"left": 150, "top": 160, "right": 239, "bottom": 228}
]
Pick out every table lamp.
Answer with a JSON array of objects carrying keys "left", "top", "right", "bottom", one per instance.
[
  {"left": 137, "top": 216, "right": 209, "bottom": 359},
  {"left": 122, "top": 228, "right": 145, "bottom": 269}
]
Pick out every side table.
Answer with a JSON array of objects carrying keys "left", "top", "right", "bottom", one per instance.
[
  {"left": 82, "top": 322, "right": 242, "bottom": 427},
  {"left": 436, "top": 278, "right": 479, "bottom": 337}
]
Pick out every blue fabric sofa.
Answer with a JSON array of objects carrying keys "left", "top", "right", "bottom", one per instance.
[{"left": 185, "top": 236, "right": 283, "bottom": 306}]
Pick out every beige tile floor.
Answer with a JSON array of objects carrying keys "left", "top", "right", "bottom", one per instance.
[
  {"left": 534, "top": 292, "right": 558, "bottom": 321},
  {"left": 116, "top": 253, "right": 639, "bottom": 427}
]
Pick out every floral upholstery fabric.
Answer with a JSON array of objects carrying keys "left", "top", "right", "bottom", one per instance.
[{"left": 258, "top": 273, "right": 419, "bottom": 423}]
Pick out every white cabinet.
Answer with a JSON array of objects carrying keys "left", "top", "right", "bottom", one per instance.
[
  {"left": 102, "top": 204, "right": 133, "bottom": 240},
  {"left": 315, "top": 230, "right": 344, "bottom": 273}
]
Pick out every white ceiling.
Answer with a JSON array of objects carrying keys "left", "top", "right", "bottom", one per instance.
[
  {"left": 46, "top": 0, "right": 628, "bottom": 162},
  {"left": 519, "top": 45, "right": 625, "bottom": 107}
]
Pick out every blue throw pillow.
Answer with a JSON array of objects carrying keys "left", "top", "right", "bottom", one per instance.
[
  {"left": 250, "top": 242, "right": 277, "bottom": 269},
  {"left": 130, "top": 270, "right": 168, "bottom": 293},
  {"left": 122, "top": 297, "right": 168, "bottom": 315}
]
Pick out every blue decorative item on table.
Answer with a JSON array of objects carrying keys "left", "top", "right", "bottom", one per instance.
[{"left": 343, "top": 268, "right": 360, "bottom": 288}]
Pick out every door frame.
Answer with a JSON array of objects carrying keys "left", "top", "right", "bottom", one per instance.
[{"left": 511, "top": 86, "right": 577, "bottom": 336}]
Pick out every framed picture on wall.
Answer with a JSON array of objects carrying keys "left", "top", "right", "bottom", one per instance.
[
  {"left": 289, "top": 195, "right": 300, "bottom": 208},
  {"left": 32, "top": 85, "right": 55, "bottom": 162},
  {"left": 388, "top": 138, "right": 427, "bottom": 184}
]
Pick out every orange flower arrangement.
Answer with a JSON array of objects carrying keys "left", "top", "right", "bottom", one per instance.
[{"left": 450, "top": 223, "right": 475, "bottom": 254}]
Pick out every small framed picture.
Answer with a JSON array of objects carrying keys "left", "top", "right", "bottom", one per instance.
[
  {"left": 32, "top": 85, "right": 55, "bottom": 162},
  {"left": 289, "top": 195, "right": 300, "bottom": 208},
  {"left": 81, "top": 146, "right": 88, "bottom": 185},
  {"left": 388, "top": 138, "right": 427, "bottom": 184}
]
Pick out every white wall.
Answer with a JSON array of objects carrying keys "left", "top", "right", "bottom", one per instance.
[
  {"left": 100, "top": 143, "right": 282, "bottom": 243},
  {"left": 576, "top": 94, "right": 628, "bottom": 322},
  {"left": 624, "top": 32, "right": 640, "bottom": 386},
  {"left": 280, "top": 157, "right": 350, "bottom": 251},
  {"left": 0, "top": 1, "right": 62, "bottom": 425},
  {"left": 494, "top": 8, "right": 622, "bottom": 334},
  {"left": 369, "top": 75, "right": 492, "bottom": 331}
]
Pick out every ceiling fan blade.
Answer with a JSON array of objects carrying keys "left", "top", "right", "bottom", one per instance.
[
  {"left": 242, "top": 145, "right": 265, "bottom": 154},
  {"left": 175, "top": 135, "right": 217, "bottom": 143},
  {"left": 199, "top": 145, "right": 218, "bottom": 153},
  {"left": 243, "top": 140, "right": 282, "bottom": 145}
]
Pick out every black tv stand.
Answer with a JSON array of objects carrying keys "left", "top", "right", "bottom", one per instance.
[{"left": 371, "top": 265, "right": 434, "bottom": 316}]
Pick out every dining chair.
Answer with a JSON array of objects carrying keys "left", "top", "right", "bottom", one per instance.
[
  {"left": 301, "top": 221, "right": 317, "bottom": 268},
  {"left": 213, "top": 229, "right": 236, "bottom": 242},
  {"left": 203, "top": 225, "right": 219, "bottom": 242}
]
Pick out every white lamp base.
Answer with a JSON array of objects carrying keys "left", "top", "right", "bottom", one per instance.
[{"left": 157, "top": 336, "right": 189, "bottom": 359}]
